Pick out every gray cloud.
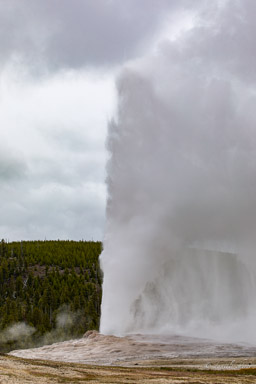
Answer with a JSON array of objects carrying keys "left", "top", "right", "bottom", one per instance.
[
  {"left": 170, "top": 0, "right": 256, "bottom": 84},
  {"left": 0, "top": 149, "right": 27, "bottom": 182},
  {"left": 0, "top": 70, "right": 111, "bottom": 241},
  {"left": 0, "top": 178, "right": 106, "bottom": 241},
  {"left": 0, "top": 0, "right": 185, "bottom": 71},
  {"left": 0, "top": 0, "right": 203, "bottom": 241}
]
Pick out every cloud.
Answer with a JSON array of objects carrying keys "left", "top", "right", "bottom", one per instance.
[
  {"left": 0, "top": 149, "right": 27, "bottom": 183},
  {"left": 0, "top": 69, "right": 114, "bottom": 241},
  {"left": 0, "top": 0, "right": 185, "bottom": 72},
  {"left": 0, "top": 0, "right": 206, "bottom": 241}
]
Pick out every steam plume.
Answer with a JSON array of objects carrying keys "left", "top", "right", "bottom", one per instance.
[
  {"left": 100, "top": 0, "right": 256, "bottom": 341},
  {"left": 0, "top": 323, "right": 35, "bottom": 344}
]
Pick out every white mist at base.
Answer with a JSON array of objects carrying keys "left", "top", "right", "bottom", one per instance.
[{"left": 100, "top": 0, "right": 256, "bottom": 343}]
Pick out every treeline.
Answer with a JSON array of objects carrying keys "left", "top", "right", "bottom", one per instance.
[{"left": 0, "top": 239, "right": 102, "bottom": 352}]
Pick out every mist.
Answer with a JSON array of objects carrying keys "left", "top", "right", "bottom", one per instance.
[
  {"left": 100, "top": 0, "right": 256, "bottom": 342},
  {"left": 0, "top": 323, "right": 35, "bottom": 344},
  {"left": 0, "top": 306, "right": 84, "bottom": 353}
]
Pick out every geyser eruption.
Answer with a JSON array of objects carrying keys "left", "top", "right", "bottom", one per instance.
[{"left": 101, "top": 0, "right": 256, "bottom": 341}]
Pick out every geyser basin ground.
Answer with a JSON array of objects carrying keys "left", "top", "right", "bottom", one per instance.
[
  {"left": 9, "top": 331, "right": 256, "bottom": 365},
  {"left": 4, "top": 332, "right": 256, "bottom": 383},
  {"left": 3, "top": 355, "right": 256, "bottom": 384}
]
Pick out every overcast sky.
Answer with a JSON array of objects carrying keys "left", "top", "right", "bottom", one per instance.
[{"left": 0, "top": 0, "right": 200, "bottom": 241}]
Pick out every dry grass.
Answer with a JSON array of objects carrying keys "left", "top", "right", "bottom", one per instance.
[{"left": 1, "top": 354, "right": 256, "bottom": 383}]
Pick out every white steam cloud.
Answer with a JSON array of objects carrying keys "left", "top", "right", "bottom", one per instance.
[
  {"left": 0, "top": 323, "right": 35, "bottom": 344},
  {"left": 100, "top": 0, "right": 256, "bottom": 342}
]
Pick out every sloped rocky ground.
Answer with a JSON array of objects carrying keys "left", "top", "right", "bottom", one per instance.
[{"left": 10, "top": 331, "right": 256, "bottom": 365}]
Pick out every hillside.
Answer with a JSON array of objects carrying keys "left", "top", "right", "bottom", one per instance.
[{"left": 0, "top": 239, "right": 102, "bottom": 352}]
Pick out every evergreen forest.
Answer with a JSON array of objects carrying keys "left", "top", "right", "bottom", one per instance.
[{"left": 0, "top": 239, "right": 102, "bottom": 352}]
